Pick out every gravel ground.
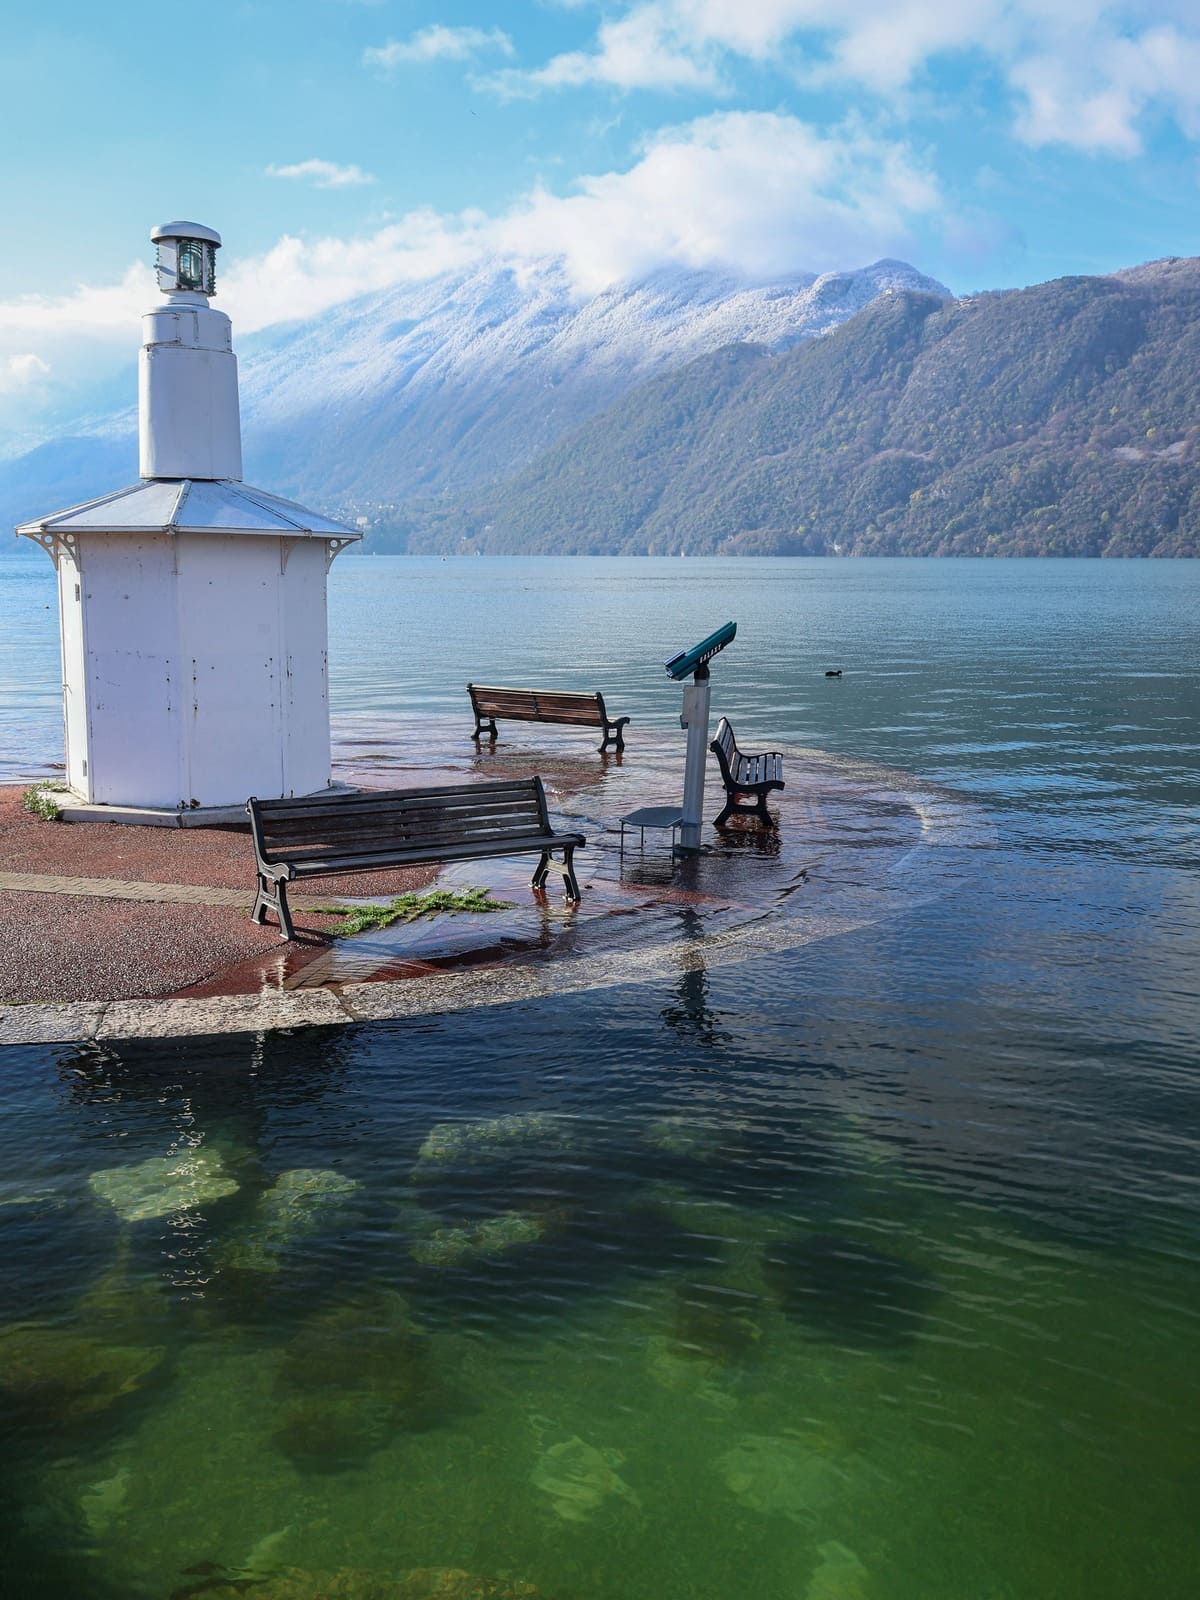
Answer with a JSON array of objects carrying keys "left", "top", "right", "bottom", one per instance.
[
  {"left": 0, "top": 785, "right": 435, "bottom": 1004},
  {"left": 0, "top": 892, "right": 342, "bottom": 1006},
  {"left": 0, "top": 786, "right": 434, "bottom": 898}
]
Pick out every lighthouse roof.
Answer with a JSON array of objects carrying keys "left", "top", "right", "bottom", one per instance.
[{"left": 16, "top": 478, "right": 361, "bottom": 542}]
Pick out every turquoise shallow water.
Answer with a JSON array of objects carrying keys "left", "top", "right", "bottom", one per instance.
[{"left": 1, "top": 554, "right": 1198, "bottom": 1599}]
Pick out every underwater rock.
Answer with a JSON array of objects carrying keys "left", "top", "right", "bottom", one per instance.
[
  {"left": 258, "top": 1168, "right": 361, "bottom": 1229},
  {"left": 393, "top": 1573, "right": 543, "bottom": 1600},
  {"left": 237, "top": 1525, "right": 293, "bottom": 1579},
  {"left": 643, "top": 1335, "right": 738, "bottom": 1410},
  {"left": 645, "top": 1115, "right": 728, "bottom": 1161},
  {"left": 806, "top": 1541, "right": 869, "bottom": 1600},
  {"left": 762, "top": 1232, "right": 938, "bottom": 1348},
  {"left": 717, "top": 1434, "right": 846, "bottom": 1523},
  {"left": 79, "top": 1465, "right": 130, "bottom": 1535},
  {"left": 413, "top": 1113, "right": 570, "bottom": 1174},
  {"left": 88, "top": 1150, "right": 239, "bottom": 1223},
  {"left": 409, "top": 1209, "right": 549, "bottom": 1267},
  {"left": 530, "top": 1435, "right": 641, "bottom": 1523},
  {"left": 271, "top": 1392, "right": 394, "bottom": 1469},
  {"left": 222, "top": 1168, "right": 362, "bottom": 1274},
  {"left": 271, "top": 1290, "right": 439, "bottom": 1470},
  {"left": 76, "top": 1252, "right": 169, "bottom": 1342},
  {"left": 0, "top": 1323, "right": 163, "bottom": 1422},
  {"left": 0, "top": 1181, "right": 67, "bottom": 1211},
  {"left": 672, "top": 1280, "right": 762, "bottom": 1364},
  {"left": 200, "top": 1569, "right": 543, "bottom": 1599}
]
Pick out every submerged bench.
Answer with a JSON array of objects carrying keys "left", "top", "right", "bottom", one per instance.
[
  {"left": 709, "top": 717, "right": 785, "bottom": 828},
  {"left": 247, "top": 778, "right": 586, "bottom": 941},
  {"left": 468, "top": 684, "right": 630, "bottom": 753}
]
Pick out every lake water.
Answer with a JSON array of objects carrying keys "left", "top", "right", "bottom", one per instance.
[{"left": 1, "top": 554, "right": 1198, "bottom": 1600}]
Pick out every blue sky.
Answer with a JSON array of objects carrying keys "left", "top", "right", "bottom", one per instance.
[{"left": 3, "top": 0, "right": 1200, "bottom": 441}]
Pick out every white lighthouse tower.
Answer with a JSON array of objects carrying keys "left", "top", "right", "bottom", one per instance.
[{"left": 16, "top": 222, "right": 360, "bottom": 822}]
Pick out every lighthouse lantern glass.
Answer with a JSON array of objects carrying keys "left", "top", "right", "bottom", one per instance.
[{"left": 155, "top": 237, "right": 216, "bottom": 294}]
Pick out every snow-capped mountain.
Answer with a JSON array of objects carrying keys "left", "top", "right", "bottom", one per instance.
[{"left": 3, "top": 256, "right": 949, "bottom": 531}]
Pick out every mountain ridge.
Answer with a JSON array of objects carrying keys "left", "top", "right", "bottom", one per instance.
[
  {"left": 385, "top": 265, "right": 1200, "bottom": 558},
  {"left": 1, "top": 256, "right": 947, "bottom": 531}
]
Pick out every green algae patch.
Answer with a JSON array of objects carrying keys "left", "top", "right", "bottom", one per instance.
[
  {"left": 530, "top": 1435, "right": 642, "bottom": 1524},
  {"left": 221, "top": 1168, "right": 363, "bottom": 1275},
  {"left": 413, "top": 1112, "right": 571, "bottom": 1173},
  {"left": 271, "top": 1289, "right": 448, "bottom": 1472},
  {"left": 195, "top": 1567, "right": 547, "bottom": 1598},
  {"left": 408, "top": 1208, "right": 550, "bottom": 1268},
  {"left": 320, "top": 887, "right": 514, "bottom": 937},
  {"left": 89, "top": 1150, "right": 240, "bottom": 1223},
  {"left": 0, "top": 1322, "right": 163, "bottom": 1421},
  {"left": 717, "top": 1433, "right": 848, "bottom": 1522}
]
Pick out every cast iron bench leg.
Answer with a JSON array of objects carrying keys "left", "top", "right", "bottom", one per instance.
[
  {"left": 472, "top": 716, "right": 499, "bottom": 742},
  {"left": 599, "top": 718, "right": 629, "bottom": 753},
  {"left": 714, "top": 796, "right": 736, "bottom": 828},
  {"left": 532, "top": 847, "right": 581, "bottom": 900},
  {"left": 561, "top": 846, "right": 581, "bottom": 901},
  {"left": 273, "top": 878, "right": 297, "bottom": 942},
  {"left": 251, "top": 875, "right": 272, "bottom": 925}
]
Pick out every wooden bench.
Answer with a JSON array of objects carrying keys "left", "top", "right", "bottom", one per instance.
[
  {"left": 709, "top": 717, "right": 785, "bottom": 828},
  {"left": 468, "top": 684, "right": 630, "bottom": 753},
  {"left": 247, "top": 778, "right": 586, "bottom": 941}
]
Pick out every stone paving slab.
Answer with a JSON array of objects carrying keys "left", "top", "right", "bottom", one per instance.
[
  {"left": 0, "top": 906, "right": 874, "bottom": 1047},
  {"left": 0, "top": 1002, "right": 107, "bottom": 1046},
  {"left": 0, "top": 871, "right": 344, "bottom": 911},
  {"left": 96, "top": 989, "right": 354, "bottom": 1039}
]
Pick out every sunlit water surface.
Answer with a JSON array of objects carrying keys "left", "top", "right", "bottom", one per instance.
[{"left": 1, "top": 555, "right": 1198, "bottom": 1599}]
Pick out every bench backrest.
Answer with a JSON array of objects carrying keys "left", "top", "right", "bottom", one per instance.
[
  {"left": 248, "top": 778, "right": 552, "bottom": 865},
  {"left": 711, "top": 717, "right": 737, "bottom": 764},
  {"left": 468, "top": 684, "right": 607, "bottom": 726}
]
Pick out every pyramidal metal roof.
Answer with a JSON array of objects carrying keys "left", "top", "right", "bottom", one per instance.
[{"left": 16, "top": 478, "right": 361, "bottom": 541}]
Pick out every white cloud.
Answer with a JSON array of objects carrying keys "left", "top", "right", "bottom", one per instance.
[
  {"left": 1, "top": 352, "right": 51, "bottom": 392},
  {"left": 0, "top": 110, "right": 941, "bottom": 388},
  {"left": 492, "top": 1, "right": 1200, "bottom": 156},
  {"left": 1013, "top": 25, "right": 1200, "bottom": 154},
  {"left": 491, "top": 8, "right": 721, "bottom": 96},
  {"left": 364, "top": 26, "right": 515, "bottom": 69},
  {"left": 489, "top": 112, "right": 941, "bottom": 291},
  {"left": 266, "top": 158, "right": 377, "bottom": 189},
  {"left": 0, "top": 263, "right": 153, "bottom": 342}
]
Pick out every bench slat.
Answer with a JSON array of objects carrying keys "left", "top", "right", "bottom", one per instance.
[
  {"left": 288, "top": 833, "right": 585, "bottom": 876},
  {"left": 269, "top": 819, "right": 553, "bottom": 856},
  {"left": 259, "top": 796, "right": 542, "bottom": 830},
  {"left": 255, "top": 781, "right": 535, "bottom": 818}
]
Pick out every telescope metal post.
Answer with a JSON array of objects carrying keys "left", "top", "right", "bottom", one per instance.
[{"left": 678, "top": 663, "right": 711, "bottom": 853}]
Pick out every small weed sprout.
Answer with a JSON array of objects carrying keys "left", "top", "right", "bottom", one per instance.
[
  {"left": 321, "top": 886, "right": 513, "bottom": 936},
  {"left": 22, "top": 783, "right": 62, "bottom": 823}
]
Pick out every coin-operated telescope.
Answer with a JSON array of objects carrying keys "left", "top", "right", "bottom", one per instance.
[{"left": 664, "top": 621, "right": 736, "bottom": 852}]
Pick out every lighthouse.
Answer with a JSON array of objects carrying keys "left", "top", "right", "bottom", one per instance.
[{"left": 16, "top": 222, "right": 360, "bottom": 821}]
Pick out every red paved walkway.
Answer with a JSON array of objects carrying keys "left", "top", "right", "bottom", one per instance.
[{"left": 0, "top": 788, "right": 432, "bottom": 1006}]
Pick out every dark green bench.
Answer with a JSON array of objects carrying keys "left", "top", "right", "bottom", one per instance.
[
  {"left": 709, "top": 717, "right": 784, "bottom": 827},
  {"left": 247, "top": 778, "right": 585, "bottom": 940},
  {"left": 468, "top": 684, "right": 629, "bottom": 753}
]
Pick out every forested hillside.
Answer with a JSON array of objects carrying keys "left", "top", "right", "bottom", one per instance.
[{"left": 391, "top": 261, "right": 1200, "bottom": 556}]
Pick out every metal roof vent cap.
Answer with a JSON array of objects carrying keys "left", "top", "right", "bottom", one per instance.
[{"left": 151, "top": 220, "right": 221, "bottom": 298}]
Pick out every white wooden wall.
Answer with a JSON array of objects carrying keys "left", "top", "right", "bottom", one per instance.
[{"left": 69, "top": 531, "right": 335, "bottom": 809}]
